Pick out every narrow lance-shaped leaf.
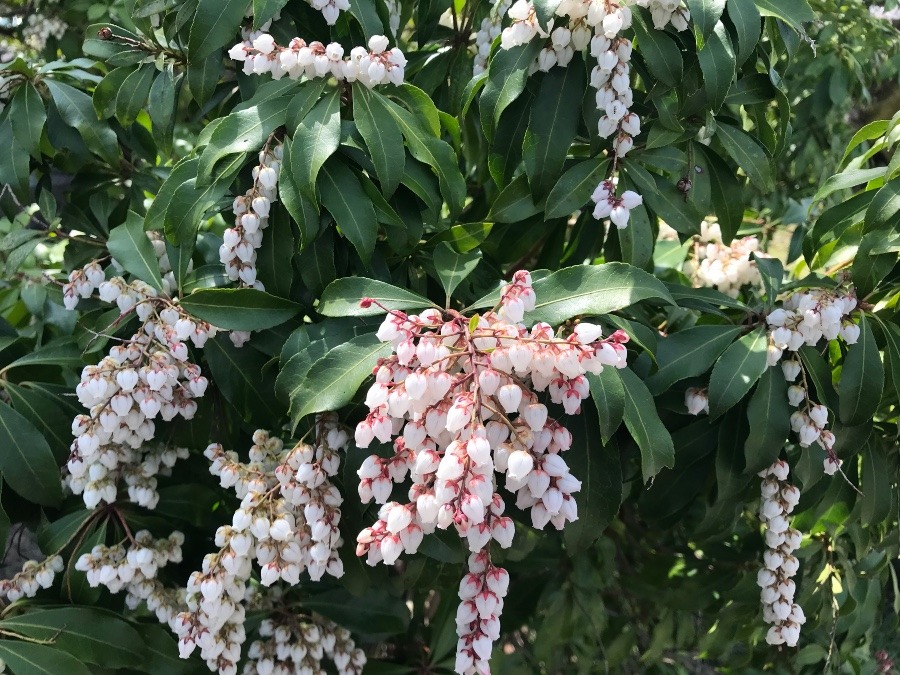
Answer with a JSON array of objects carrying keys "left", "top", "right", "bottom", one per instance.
[
  {"left": 645, "top": 325, "right": 742, "bottom": 395},
  {"left": 707, "top": 327, "right": 769, "bottom": 419},
  {"left": 744, "top": 367, "right": 790, "bottom": 474},
  {"left": 188, "top": 0, "right": 248, "bottom": 59},
  {"left": 619, "top": 368, "right": 676, "bottom": 483},
  {"left": 290, "top": 88, "right": 340, "bottom": 203},
  {"left": 319, "top": 278, "right": 434, "bottom": 317},
  {"left": 318, "top": 160, "right": 379, "bottom": 267},
  {"left": 838, "top": 313, "right": 884, "bottom": 426},
  {"left": 352, "top": 84, "right": 404, "bottom": 197},
  {"left": 290, "top": 333, "right": 393, "bottom": 426},
  {"left": 0, "top": 402, "right": 63, "bottom": 506},
  {"left": 433, "top": 242, "right": 482, "bottom": 298},
  {"left": 716, "top": 122, "right": 774, "bottom": 190},
  {"left": 587, "top": 368, "right": 625, "bottom": 444},
  {"left": 106, "top": 212, "right": 164, "bottom": 290},
  {"left": 179, "top": 288, "right": 302, "bottom": 331}
]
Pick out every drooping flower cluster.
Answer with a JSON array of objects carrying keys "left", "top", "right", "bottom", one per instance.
[
  {"left": 354, "top": 271, "right": 628, "bottom": 673},
  {"left": 473, "top": 0, "right": 513, "bottom": 75},
  {"left": 633, "top": 0, "right": 690, "bottom": 30},
  {"left": 0, "top": 555, "right": 63, "bottom": 602},
  {"left": 689, "top": 221, "right": 763, "bottom": 297},
  {"left": 229, "top": 34, "right": 406, "bottom": 87},
  {"left": 243, "top": 617, "right": 365, "bottom": 675},
  {"left": 757, "top": 461, "right": 806, "bottom": 647},
  {"left": 219, "top": 142, "right": 282, "bottom": 290},
  {"left": 176, "top": 417, "right": 349, "bottom": 674},
  {"left": 684, "top": 387, "right": 709, "bottom": 416},
  {"left": 75, "top": 530, "right": 186, "bottom": 625},
  {"left": 64, "top": 282, "right": 212, "bottom": 508},
  {"left": 590, "top": 179, "right": 642, "bottom": 229},
  {"left": 766, "top": 289, "right": 860, "bottom": 475}
]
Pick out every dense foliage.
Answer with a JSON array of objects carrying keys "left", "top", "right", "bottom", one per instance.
[{"left": 0, "top": 0, "right": 898, "bottom": 674}]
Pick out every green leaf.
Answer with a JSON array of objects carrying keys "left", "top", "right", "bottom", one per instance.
[
  {"left": 632, "top": 14, "right": 683, "bottom": 87},
  {"left": 754, "top": 254, "right": 784, "bottom": 303},
  {"left": 302, "top": 588, "right": 409, "bottom": 636},
  {"left": 319, "top": 160, "right": 378, "bottom": 267},
  {"left": 133, "top": 623, "right": 198, "bottom": 675},
  {"left": 0, "top": 608, "right": 143, "bottom": 668},
  {"left": 697, "top": 146, "right": 745, "bottom": 242},
  {"left": 863, "top": 178, "right": 900, "bottom": 234},
  {"left": 197, "top": 96, "right": 291, "bottom": 182},
  {"left": 289, "top": 333, "right": 393, "bottom": 423},
  {"left": 3, "top": 341, "right": 83, "bottom": 370},
  {"left": 347, "top": 0, "right": 384, "bottom": 38},
  {"left": 179, "top": 288, "right": 302, "bottom": 331},
  {"left": 164, "top": 154, "right": 242, "bottom": 247},
  {"left": 353, "top": 85, "right": 404, "bottom": 197},
  {"left": 564, "top": 408, "right": 621, "bottom": 552},
  {"left": 9, "top": 82, "right": 45, "bottom": 158},
  {"left": 45, "top": 80, "right": 119, "bottom": 165},
  {"left": 37, "top": 509, "right": 95, "bottom": 553},
  {"left": 798, "top": 345, "right": 838, "bottom": 410},
  {"left": 697, "top": 22, "right": 735, "bottom": 112},
  {"left": 480, "top": 41, "right": 543, "bottom": 141},
  {"left": 468, "top": 263, "right": 674, "bottom": 324},
  {"left": 685, "top": 0, "right": 726, "bottom": 42},
  {"left": 545, "top": 158, "right": 610, "bottom": 219},
  {"left": 5, "top": 382, "right": 76, "bottom": 459},
  {"left": 716, "top": 122, "right": 773, "bottom": 190},
  {"left": 290, "top": 88, "right": 340, "bottom": 202},
  {"left": 433, "top": 242, "right": 482, "bottom": 298},
  {"left": 279, "top": 137, "right": 321, "bottom": 247},
  {"left": 319, "top": 278, "right": 434, "bottom": 317},
  {"left": 0, "top": 640, "right": 92, "bottom": 675},
  {"left": 727, "top": 0, "right": 762, "bottom": 66},
  {"left": 490, "top": 174, "right": 541, "bottom": 223},
  {"left": 381, "top": 98, "right": 466, "bottom": 217},
  {"left": 148, "top": 67, "right": 178, "bottom": 156},
  {"left": 186, "top": 50, "right": 223, "bottom": 106},
  {"left": 838, "top": 314, "right": 884, "bottom": 426},
  {"left": 205, "top": 335, "right": 279, "bottom": 426},
  {"left": 860, "top": 441, "right": 892, "bottom": 524},
  {"left": 744, "top": 367, "right": 790, "bottom": 474},
  {"left": 253, "top": 0, "right": 288, "bottom": 28},
  {"left": 707, "top": 327, "right": 769, "bottom": 419},
  {"left": 188, "top": 0, "right": 248, "bottom": 59},
  {"left": 587, "top": 368, "right": 625, "bottom": 444},
  {"left": 635, "top": 171, "right": 703, "bottom": 235},
  {"left": 0, "top": 123, "right": 29, "bottom": 200},
  {"left": 811, "top": 167, "right": 885, "bottom": 204},
  {"left": 523, "top": 56, "right": 585, "bottom": 197},
  {"left": 753, "top": 0, "right": 815, "bottom": 31},
  {"left": 839, "top": 120, "right": 889, "bottom": 169},
  {"left": 107, "top": 212, "right": 165, "bottom": 290},
  {"left": 619, "top": 368, "right": 676, "bottom": 483},
  {"left": 0, "top": 402, "right": 62, "bottom": 506},
  {"left": 115, "top": 63, "right": 156, "bottom": 127},
  {"left": 645, "top": 325, "right": 742, "bottom": 395}
]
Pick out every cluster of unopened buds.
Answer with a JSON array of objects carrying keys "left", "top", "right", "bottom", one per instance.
[
  {"left": 473, "top": 0, "right": 513, "bottom": 75},
  {"left": 243, "top": 617, "right": 365, "bottom": 675},
  {"left": 766, "top": 289, "right": 860, "bottom": 475},
  {"left": 0, "top": 554, "right": 63, "bottom": 602},
  {"left": 176, "top": 418, "right": 348, "bottom": 674},
  {"left": 64, "top": 284, "right": 211, "bottom": 508},
  {"left": 220, "top": 142, "right": 282, "bottom": 291},
  {"left": 634, "top": 0, "right": 690, "bottom": 30},
  {"left": 757, "top": 461, "right": 806, "bottom": 647},
  {"left": 353, "top": 270, "right": 628, "bottom": 673},
  {"left": 75, "top": 530, "right": 185, "bottom": 624},
  {"left": 229, "top": 34, "right": 406, "bottom": 86},
  {"left": 590, "top": 179, "right": 642, "bottom": 229},
  {"left": 689, "top": 221, "right": 763, "bottom": 297}
]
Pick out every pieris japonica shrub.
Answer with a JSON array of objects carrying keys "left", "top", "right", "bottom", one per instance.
[{"left": 0, "top": 0, "right": 898, "bottom": 674}]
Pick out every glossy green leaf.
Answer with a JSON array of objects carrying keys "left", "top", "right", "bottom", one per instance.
[
  {"left": 707, "top": 327, "right": 769, "bottom": 419},
  {"left": 645, "top": 325, "right": 742, "bottom": 395},
  {"left": 632, "top": 15, "right": 683, "bottom": 87},
  {"left": 545, "top": 158, "right": 610, "bottom": 219},
  {"left": 480, "top": 40, "right": 543, "bottom": 141},
  {"left": 115, "top": 62, "right": 156, "bottom": 127},
  {"left": 180, "top": 288, "right": 302, "bottom": 331},
  {"left": 838, "top": 314, "right": 884, "bottom": 426},
  {"left": 620, "top": 368, "right": 676, "bottom": 483},
  {"left": 716, "top": 122, "right": 773, "bottom": 190},
  {"left": 433, "top": 242, "right": 482, "bottom": 298},
  {"left": 319, "top": 278, "right": 433, "bottom": 317},
  {"left": 319, "top": 160, "right": 378, "bottom": 267},
  {"left": 148, "top": 67, "right": 178, "bottom": 156},
  {"left": 0, "top": 641, "right": 92, "bottom": 675},
  {"left": 744, "top": 367, "right": 790, "bottom": 474},
  {"left": 188, "top": 0, "right": 248, "bottom": 58},
  {"left": 46, "top": 80, "right": 119, "bottom": 165},
  {"left": 353, "top": 84, "right": 404, "bottom": 197},
  {"left": 753, "top": 0, "right": 815, "bottom": 31},
  {"left": 587, "top": 368, "right": 625, "bottom": 444},
  {"left": 290, "top": 88, "right": 341, "bottom": 202},
  {"left": 9, "top": 82, "right": 45, "bottom": 158},
  {"left": 728, "top": 0, "right": 762, "bottom": 66},
  {"left": 0, "top": 402, "right": 62, "bottom": 506},
  {"left": 107, "top": 213, "right": 165, "bottom": 290},
  {"left": 697, "top": 22, "right": 735, "bottom": 112},
  {"left": 289, "top": 333, "right": 393, "bottom": 423}
]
